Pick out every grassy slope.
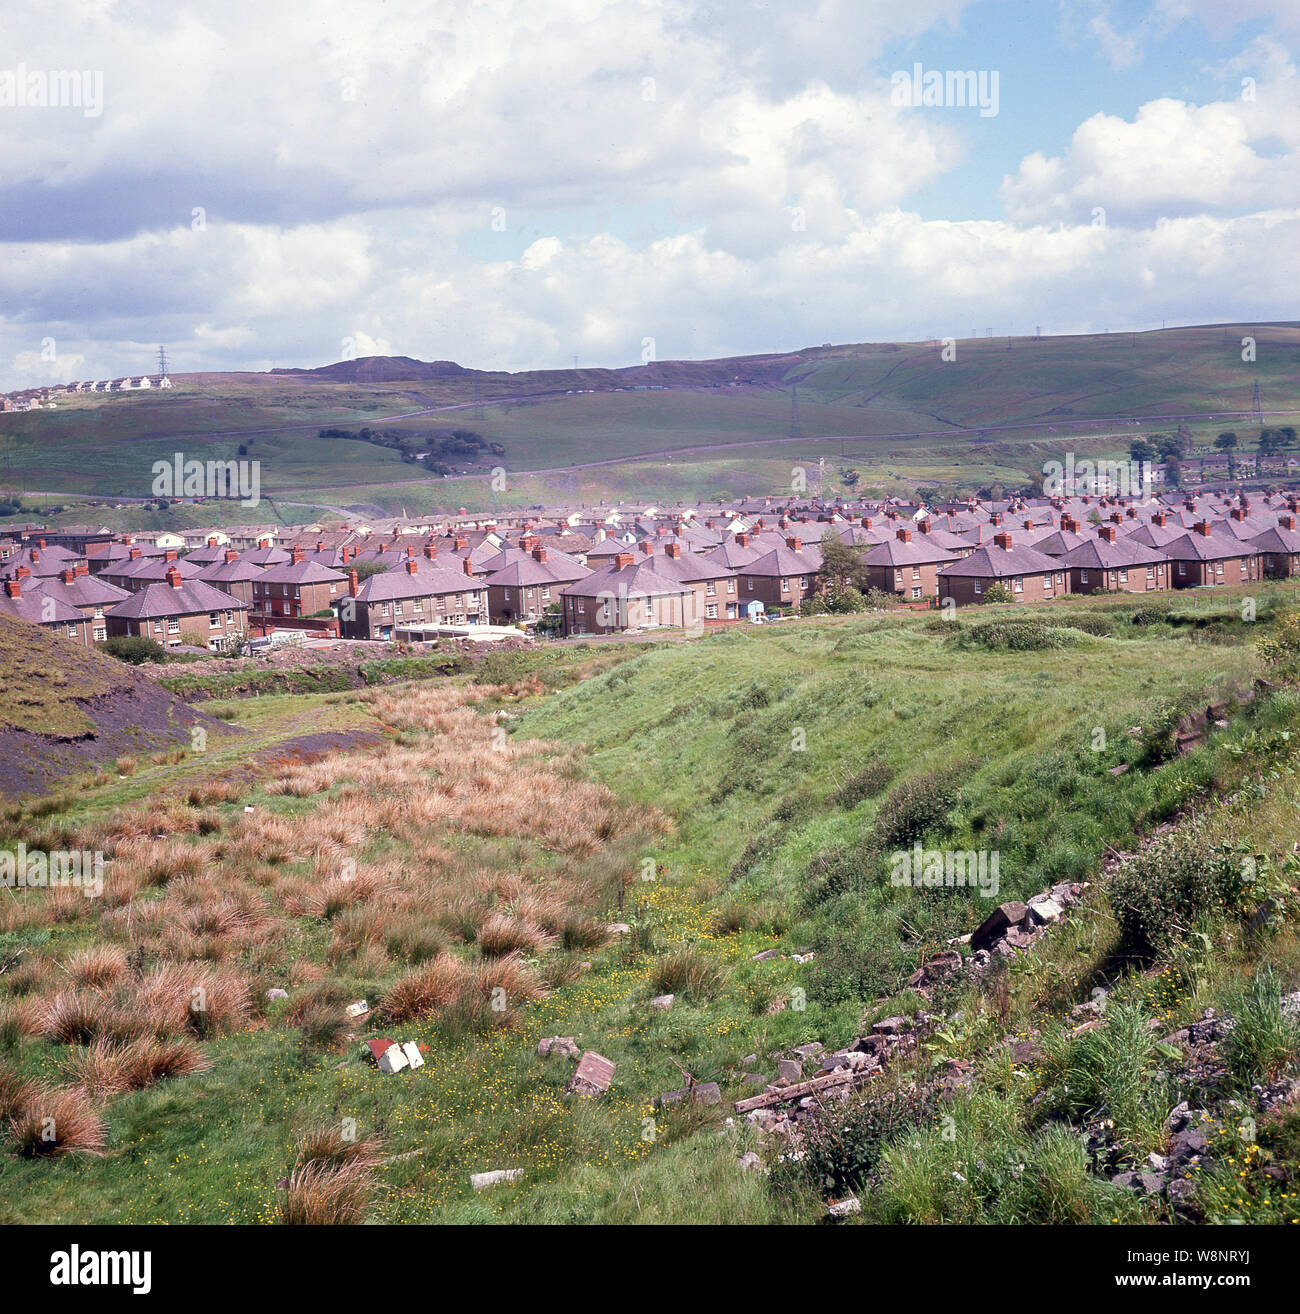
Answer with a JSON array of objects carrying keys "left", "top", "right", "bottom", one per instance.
[
  {"left": 5, "top": 323, "right": 1298, "bottom": 518},
  {"left": 3, "top": 588, "right": 1298, "bottom": 1224}
]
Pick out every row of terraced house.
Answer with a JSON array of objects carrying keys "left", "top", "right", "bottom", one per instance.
[{"left": 2, "top": 487, "right": 1299, "bottom": 649}]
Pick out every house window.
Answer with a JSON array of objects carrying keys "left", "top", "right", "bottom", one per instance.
[
  {"left": 503, "top": 588, "right": 511, "bottom": 601},
  {"left": 209, "top": 612, "right": 220, "bottom": 627},
  {"left": 1146, "top": 565, "right": 1155, "bottom": 579},
  {"left": 1013, "top": 576, "right": 1024, "bottom": 593},
  {"left": 911, "top": 586, "right": 922, "bottom": 599},
  {"left": 727, "top": 579, "right": 736, "bottom": 593},
  {"left": 911, "top": 567, "right": 921, "bottom": 580},
  {"left": 974, "top": 579, "right": 983, "bottom": 594},
  {"left": 705, "top": 581, "right": 716, "bottom": 596},
  {"left": 1118, "top": 570, "right": 1128, "bottom": 583},
  {"left": 705, "top": 603, "right": 717, "bottom": 618},
  {"left": 1080, "top": 570, "right": 1088, "bottom": 583},
  {"left": 746, "top": 578, "right": 755, "bottom": 590},
  {"left": 780, "top": 578, "right": 790, "bottom": 592},
  {"left": 1178, "top": 562, "right": 1186, "bottom": 576}
]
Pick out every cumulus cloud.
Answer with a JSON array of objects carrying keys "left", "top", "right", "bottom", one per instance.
[{"left": 0, "top": 0, "right": 1297, "bottom": 387}]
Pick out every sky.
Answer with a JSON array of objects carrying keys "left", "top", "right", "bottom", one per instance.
[{"left": 1, "top": 0, "right": 1298, "bottom": 388}]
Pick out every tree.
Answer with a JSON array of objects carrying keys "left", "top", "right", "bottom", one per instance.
[
  {"left": 1130, "top": 438, "right": 1156, "bottom": 465},
  {"left": 915, "top": 486, "right": 941, "bottom": 506},
  {"left": 817, "top": 531, "right": 869, "bottom": 593},
  {"left": 1215, "top": 432, "right": 1239, "bottom": 452},
  {"left": 839, "top": 467, "right": 860, "bottom": 489},
  {"left": 349, "top": 560, "right": 390, "bottom": 582}
]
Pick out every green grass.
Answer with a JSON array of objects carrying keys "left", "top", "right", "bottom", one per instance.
[
  {"left": 6, "top": 321, "right": 1300, "bottom": 521},
  {"left": 2, "top": 585, "right": 1299, "bottom": 1224}
]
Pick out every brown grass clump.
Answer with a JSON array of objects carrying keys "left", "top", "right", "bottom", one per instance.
[
  {"left": 40, "top": 989, "right": 140, "bottom": 1047},
  {"left": 476, "top": 910, "right": 554, "bottom": 958},
  {"left": 114, "top": 755, "right": 137, "bottom": 777},
  {"left": 60, "top": 1036, "right": 210, "bottom": 1096},
  {"left": 380, "top": 955, "right": 473, "bottom": 1024},
  {"left": 280, "top": 1157, "right": 374, "bottom": 1225},
  {"left": 63, "top": 944, "right": 130, "bottom": 990},
  {"left": 285, "top": 983, "right": 351, "bottom": 1049},
  {"left": 133, "top": 963, "right": 252, "bottom": 1039},
  {"left": 0, "top": 1061, "right": 38, "bottom": 1121},
  {"left": 10, "top": 1085, "right": 107, "bottom": 1157}
]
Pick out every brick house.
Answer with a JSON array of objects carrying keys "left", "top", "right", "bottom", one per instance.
[
  {"left": 0, "top": 578, "right": 93, "bottom": 646},
  {"left": 1058, "top": 525, "right": 1172, "bottom": 593},
  {"left": 736, "top": 538, "right": 820, "bottom": 613},
  {"left": 338, "top": 557, "right": 488, "bottom": 639},
  {"left": 863, "top": 528, "right": 956, "bottom": 599},
  {"left": 645, "top": 540, "right": 740, "bottom": 620},
  {"left": 251, "top": 549, "right": 348, "bottom": 618},
  {"left": 105, "top": 568, "right": 249, "bottom": 650},
  {"left": 484, "top": 545, "right": 590, "bottom": 623},
  {"left": 101, "top": 548, "right": 204, "bottom": 593},
  {"left": 937, "top": 531, "right": 1067, "bottom": 605},
  {"left": 560, "top": 552, "right": 695, "bottom": 635},
  {"left": 196, "top": 551, "right": 262, "bottom": 607},
  {"left": 1164, "top": 522, "right": 1261, "bottom": 588},
  {"left": 1251, "top": 515, "right": 1300, "bottom": 578},
  {"left": 27, "top": 566, "right": 131, "bottom": 642}
]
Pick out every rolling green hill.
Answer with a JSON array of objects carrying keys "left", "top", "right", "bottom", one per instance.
[{"left": 4, "top": 322, "right": 1298, "bottom": 522}]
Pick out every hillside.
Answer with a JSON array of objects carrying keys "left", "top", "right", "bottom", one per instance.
[
  {"left": 0, "top": 616, "right": 234, "bottom": 799},
  {"left": 4, "top": 322, "right": 1299, "bottom": 522},
  {"left": 1, "top": 588, "right": 1298, "bottom": 1225}
]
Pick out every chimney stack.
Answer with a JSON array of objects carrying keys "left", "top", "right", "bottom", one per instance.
[
  {"left": 532, "top": 546, "right": 548, "bottom": 563},
  {"left": 129, "top": 547, "right": 142, "bottom": 560},
  {"left": 224, "top": 550, "right": 239, "bottom": 564},
  {"left": 1098, "top": 525, "right": 1117, "bottom": 543},
  {"left": 614, "top": 552, "right": 634, "bottom": 570},
  {"left": 896, "top": 527, "right": 912, "bottom": 543},
  {"left": 348, "top": 570, "right": 358, "bottom": 598},
  {"left": 1153, "top": 513, "right": 1167, "bottom": 527},
  {"left": 3, "top": 579, "right": 18, "bottom": 598},
  {"left": 166, "top": 565, "right": 183, "bottom": 588},
  {"left": 664, "top": 542, "right": 680, "bottom": 559},
  {"left": 993, "top": 531, "right": 1013, "bottom": 551},
  {"left": 290, "top": 546, "right": 304, "bottom": 565},
  {"left": 164, "top": 549, "right": 178, "bottom": 562},
  {"left": 462, "top": 556, "right": 474, "bottom": 576},
  {"left": 61, "top": 568, "right": 74, "bottom": 583},
  {"left": 1194, "top": 521, "right": 1211, "bottom": 537},
  {"left": 406, "top": 558, "right": 419, "bottom": 575},
  {"left": 1280, "top": 515, "right": 1296, "bottom": 531},
  {"left": 785, "top": 536, "right": 802, "bottom": 552}
]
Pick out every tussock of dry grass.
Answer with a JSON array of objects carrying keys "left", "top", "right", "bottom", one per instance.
[
  {"left": 9, "top": 1085, "right": 107, "bottom": 1157},
  {"left": 0, "top": 678, "right": 670, "bottom": 1173}
]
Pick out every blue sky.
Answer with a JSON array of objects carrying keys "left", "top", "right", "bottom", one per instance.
[{"left": 1, "top": 0, "right": 1298, "bottom": 386}]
